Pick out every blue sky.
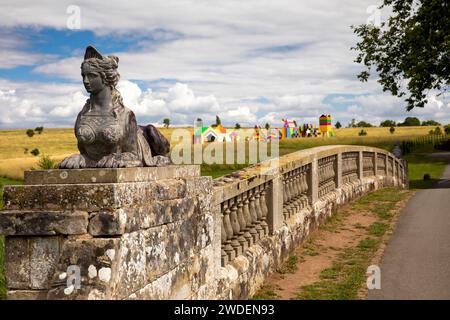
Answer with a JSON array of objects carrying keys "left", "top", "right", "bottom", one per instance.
[{"left": 0, "top": 0, "right": 448, "bottom": 129}]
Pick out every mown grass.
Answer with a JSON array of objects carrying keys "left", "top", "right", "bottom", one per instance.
[
  {"left": 405, "top": 153, "right": 448, "bottom": 189},
  {"left": 295, "top": 187, "right": 409, "bottom": 300}
]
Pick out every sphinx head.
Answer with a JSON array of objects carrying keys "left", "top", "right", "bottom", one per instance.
[{"left": 81, "top": 46, "right": 120, "bottom": 94}]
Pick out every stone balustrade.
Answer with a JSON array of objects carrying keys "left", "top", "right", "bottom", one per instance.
[
  {"left": 213, "top": 145, "right": 408, "bottom": 278},
  {"left": 0, "top": 145, "right": 408, "bottom": 300}
]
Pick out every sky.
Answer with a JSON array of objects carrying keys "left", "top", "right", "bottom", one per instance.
[{"left": 0, "top": 0, "right": 449, "bottom": 129}]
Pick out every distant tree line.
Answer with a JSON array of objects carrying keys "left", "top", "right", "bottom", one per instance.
[{"left": 343, "top": 117, "right": 445, "bottom": 128}]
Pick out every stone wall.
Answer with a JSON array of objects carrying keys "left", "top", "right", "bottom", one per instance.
[
  {"left": 0, "top": 166, "right": 217, "bottom": 299},
  {"left": 0, "top": 145, "right": 407, "bottom": 300}
]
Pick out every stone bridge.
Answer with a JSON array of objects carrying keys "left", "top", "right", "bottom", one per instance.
[{"left": 0, "top": 145, "right": 407, "bottom": 299}]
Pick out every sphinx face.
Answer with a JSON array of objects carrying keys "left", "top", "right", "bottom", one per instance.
[{"left": 81, "top": 63, "right": 105, "bottom": 94}]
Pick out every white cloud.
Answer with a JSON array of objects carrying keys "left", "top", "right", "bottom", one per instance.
[{"left": 1, "top": 1, "right": 450, "bottom": 127}]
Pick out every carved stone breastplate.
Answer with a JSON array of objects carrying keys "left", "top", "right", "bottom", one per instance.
[{"left": 76, "top": 113, "right": 124, "bottom": 160}]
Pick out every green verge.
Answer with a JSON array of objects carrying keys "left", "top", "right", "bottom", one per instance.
[
  {"left": 405, "top": 153, "right": 448, "bottom": 189},
  {"left": 0, "top": 176, "right": 23, "bottom": 300},
  {"left": 294, "top": 188, "right": 409, "bottom": 300}
]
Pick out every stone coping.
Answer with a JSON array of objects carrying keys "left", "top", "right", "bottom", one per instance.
[
  {"left": 213, "top": 145, "right": 405, "bottom": 204},
  {"left": 24, "top": 165, "right": 200, "bottom": 185}
]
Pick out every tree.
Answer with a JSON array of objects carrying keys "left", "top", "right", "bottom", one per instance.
[
  {"left": 215, "top": 115, "right": 221, "bottom": 126},
  {"left": 398, "top": 117, "right": 421, "bottom": 127},
  {"left": 26, "top": 129, "right": 35, "bottom": 137},
  {"left": 380, "top": 120, "right": 396, "bottom": 127},
  {"left": 358, "top": 129, "right": 368, "bottom": 136},
  {"left": 444, "top": 124, "right": 450, "bottom": 135},
  {"left": 348, "top": 118, "right": 357, "bottom": 128},
  {"left": 235, "top": 123, "right": 241, "bottom": 129},
  {"left": 163, "top": 118, "right": 170, "bottom": 128},
  {"left": 434, "top": 126, "right": 442, "bottom": 135},
  {"left": 34, "top": 126, "right": 44, "bottom": 134},
  {"left": 335, "top": 121, "right": 342, "bottom": 129},
  {"left": 356, "top": 121, "right": 373, "bottom": 128},
  {"left": 265, "top": 123, "right": 270, "bottom": 130},
  {"left": 30, "top": 148, "right": 40, "bottom": 156},
  {"left": 390, "top": 126, "right": 395, "bottom": 134},
  {"left": 353, "top": 1, "right": 450, "bottom": 111},
  {"left": 421, "top": 120, "right": 441, "bottom": 126}
]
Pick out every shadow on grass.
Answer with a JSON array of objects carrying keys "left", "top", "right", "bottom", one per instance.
[
  {"left": 405, "top": 152, "right": 449, "bottom": 189},
  {"left": 409, "top": 178, "right": 450, "bottom": 189}
]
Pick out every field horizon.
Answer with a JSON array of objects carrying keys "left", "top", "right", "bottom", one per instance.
[{"left": 0, "top": 125, "right": 447, "bottom": 180}]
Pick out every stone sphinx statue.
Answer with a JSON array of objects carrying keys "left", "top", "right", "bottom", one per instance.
[{"left": 60, "top": 46, "right": 170, "bottom": 169}]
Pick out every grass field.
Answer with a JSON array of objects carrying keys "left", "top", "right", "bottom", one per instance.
[{"left": 0, "top": 126, "right": 441, "bottom": 179}]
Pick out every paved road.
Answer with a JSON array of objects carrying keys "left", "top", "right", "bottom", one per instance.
[{"left": 369, "top": 152, "right": 450, "bottom": 300}]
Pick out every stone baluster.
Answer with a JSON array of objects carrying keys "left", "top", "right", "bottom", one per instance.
[
  {"left": 303, "top": 166, "right": 310, "bottom": 206},
  {"left": 248, "top": 190, "right": 259, "bottom": 243},
  {"left": 297, "top": 168, "right": 304, "bottom": 207},
  {"left": 254, "top": 186, "right": 265, "bottom": 238},
  {"left": 318, "top": 160, "right": 323, "bottom": 197},
  {"left": 287, "top": 171, "right": 294, "bottom": 217},
  {"left": 229, "top": 198, "right": 242, "bottom": 257},
  {"left": 236, "top": 194, "right": 248, "bottom": 253},
  {"left": 260, "top": 183, "right": 269, "bottom": 235},
  {"left": 286, "top": 171, "right": 295, "bottom": 216},
  {"left": 293, "top": 169, "right": 302, "bottom": 211},
  {"left": 242, "top": 192, "right": 254, "bottom": 247},
  {"left": 222, "top": 201, "right": 235, "bottom": 262},
  {"left": 221, "top": 211, "right": 228, "bottom": 266},
  {"left": 282, "top": 175, "right": 289, "bottom": 220}
]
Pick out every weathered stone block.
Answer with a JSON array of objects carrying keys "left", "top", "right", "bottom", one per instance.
[
  {"left": 183, "top": 176, "right": 213, "bottom": 195},
  {"left": 0, "top": 210, "right": 88, "bottom": 235},
  {"left": 5, "top": 236, "right": 62, "bottom": 290},
  {"left": 30, "top": 237, "right": 61, "bottom": 289},
  {"left": 114, "top": 231, "right": 147, "bottom": 298},
  {"left": 2, "top": 179, "right": 187, "bottom": 211},
  {"left": 144, "top": 220, "right": 194, "bottom": 282},
  {"left": 139, "top": 197, "right": 197, "bottom": 229},
  {"left": 2, "top": 184, "right": 118, "bottom": 211},
  {"left": 5, "top": 237, "right": 30, "bottom": 289},
  {"left": 88, "top": 210, "right": 129, "bottom": 236},
  {"left": 47, "top": 238, "right": 120, "bottom": 300},
  {"left": 87, "top": 197, "right": 198, "bottom": 236},
  {"left": 152, "top": 179, "right": 187, "bottom": 200},
  {"left": 130, "top": 246, "right": 214, "bottom": 300},
  {"left": 24, "top": 165, "right": 200, "bottom": 185}
]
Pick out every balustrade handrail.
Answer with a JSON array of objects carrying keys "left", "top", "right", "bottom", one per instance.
[{"left": 213, "top": 145, "right": 405, "bottom": 204}]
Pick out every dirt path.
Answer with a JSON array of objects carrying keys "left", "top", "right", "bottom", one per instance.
[{"left": 254, "top": 188, "right": 413, "bottom": 300}]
